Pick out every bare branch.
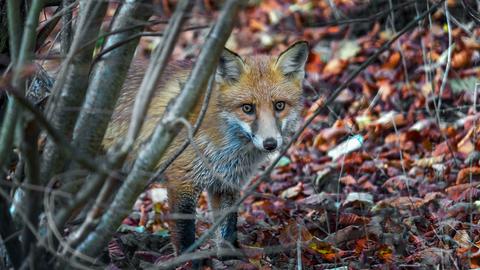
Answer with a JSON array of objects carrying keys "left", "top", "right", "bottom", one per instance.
[
  {"left": 150, "top": 73, "right": 215, "bottom": 183},
  {"left": 123, "top": 0, "right": 194, "bottom": 151},
  {"left": 39, "top": 0, "right": 107, "bottom": 187},
  {"left": 92, "top": 24, "right": 210, "bottom": 64},
  {"left": 60, "top": 0, "right": 75, "bottom": 55},
  {"left": 3, "top": 87, "right": 110, "bottom": 174},
  {"left": 0, "top": 192, "right": 22, "bottom": 268},
  {"left": 69, "top": 0, "right": 154, "bottom": 170},
  {"left": 19, "top": 120, "right": 41, "bottom": 260},
  {"left": 0, "top": 0, "right": 45, "bottom": 170}
]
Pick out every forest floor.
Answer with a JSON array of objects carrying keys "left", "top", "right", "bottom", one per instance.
[{"left": 105, "top": 1, "right": 480, "bottom": 269}]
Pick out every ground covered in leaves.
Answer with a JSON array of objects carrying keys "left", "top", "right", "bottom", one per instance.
[{"left": 108, "top": 1, "right": 480, "bottom": 269}]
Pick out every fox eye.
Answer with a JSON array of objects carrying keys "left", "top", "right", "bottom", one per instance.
[
  {"left": 274, "top": 101, "right": 285, "bottom": 112},
  {"left": 242, "top": 104, "right": 255, "bottom": 114}
]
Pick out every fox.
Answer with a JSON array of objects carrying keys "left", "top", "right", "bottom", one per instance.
[{"left": 103, "top": 41, "right": 309, "bottom": 258}]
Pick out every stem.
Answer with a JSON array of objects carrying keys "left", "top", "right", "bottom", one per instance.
[
  {"left": 0, "top": 0, "right": 41, "bottom": 170},
  {"left": 39, "top": 0, "right": 107, "bottom": 188},
  {"left": 20, "top": 121, "right": 41, "bottom": 260}
]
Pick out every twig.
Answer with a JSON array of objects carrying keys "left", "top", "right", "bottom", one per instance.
[
  {"left": 149, "top": 73, "right": 215, "bottom": 183},
  {"left": 122, "top": 0, "right": 194, "bottom": 152},
  {"left": 0, "top": 188, "right": 93, "bottom": 270},
  {"left": 36, "top": 0, "right": 78, "bottom": 35},
  {"left": 1, "top": 0, "right": 47, "bottom": 261},
  {"left": 0, "top": 179, "right": 71, "bottom": 198},
  {"left": 43, "top": 170, "right": 110, "bottom": 267},
  {"left": 430, "top": 2, "right": 459, "bottom": 167},
  {"left": 68, "top": 0, "right": 155, "bottom": 175},
  {"left": 19, "top": 120, "right": 41, "bottom": 261},
  {"left": 0, "top": 191, "right": 22, "bottom": 268},
  {"left": 436, "top": 2, "right": 453, "bottom": 116},
  {"left": 34, "top": 1, "right": 78, "bottom": 53},
  {"left": 181, "top": 0, "right": 444, "bottom": 256},
  {"left": 3, "top": 87, "right": 110, "bottom": 174},
  {"left": 296, "top": 223, "right": 302, "bottom": 270},
  {"left": 153, "top": 243, "right": 298, "bottom": 270},
  {"left": 73, "top": 18, "right": 169, "bottom": 56},
  {"left": 306, "top": 0, "right": 415, "bottom": 28},
  {"left": 0, "top": 0, "right": 45, "bottom": 170},
  {"left": 60, "top": 0, "right": 75, "bottom": 54},
  {"left": 64, "top": 176, "right": 115, "bottom": 249},
  {"left": 93, "top": 25, "right": 209, "bottom": 63},
  {"left": 461, "top": 0, "right": 480, "bottom": 23},
  {"left": 39, "top": 0, "right": 107, "bottom": 189},
  {"left": 6, "top": 0, "right": 21, "bottom": 60}
]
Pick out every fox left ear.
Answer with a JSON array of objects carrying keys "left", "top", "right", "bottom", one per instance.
[
  {"left": 216, "top": 48, "right": 245, "bottom": 84},
  {"left": 275, "top": 41, "right": 309, "bottom": 80}
]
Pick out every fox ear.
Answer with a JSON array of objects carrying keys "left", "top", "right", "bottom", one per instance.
[
  {"left": 216, "top": 48, "right": 244, "bottom": 84},
  {"left": 275, "top": 41, "right": 309, "bottom": 80}
]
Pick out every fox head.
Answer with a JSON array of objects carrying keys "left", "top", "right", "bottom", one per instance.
[{"left": 215, "top": 41, "right": 309, "bottom": 152}]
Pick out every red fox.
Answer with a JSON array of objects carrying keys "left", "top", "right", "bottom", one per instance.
[{"left": 104, "top": 41, "right": 309, "bottom": 257}]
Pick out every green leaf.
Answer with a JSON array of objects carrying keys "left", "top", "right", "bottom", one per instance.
[
  {"left": 276, "top": 156, "right": 291, "bottom": 167},
  {"left": 338, "top": 40, "right": 360, "bottom": 60},
  {"left": 449, "top": 77, "right": 478, "bottom": 94}
]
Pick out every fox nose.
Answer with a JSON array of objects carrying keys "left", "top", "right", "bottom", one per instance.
[{"left": 263, "top": 138, "right": 277, "bottom": 151}]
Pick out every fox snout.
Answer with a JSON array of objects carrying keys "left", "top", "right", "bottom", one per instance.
[
  {"left": 252, "top": 133, "right": 283, "bottom": 152},
  {"left": 251, "top": 118, "right": 283, "bottom": 152},
  {"left": 263, "top": 138, "right": 277, "bottom": 151}
]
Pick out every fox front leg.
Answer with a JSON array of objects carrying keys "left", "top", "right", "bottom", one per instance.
[
  {"left": 207, "top": 188, "right": 242, "bottom": 258},
  {"left": 167, "top": 184, "right": 200, "bottom": 255}
]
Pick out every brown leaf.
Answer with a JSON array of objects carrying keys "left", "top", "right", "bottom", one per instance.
[
  {"left": 323, "top": 58, "right": 347, "bottom": 75},
  {"left": 445, "top": 182, "right": 480, "bottom": 201},
  {"left": 456, "top": 167, "right": 480, "bottom": 185},
  {"left": 452, "top": 50, "right": 471, "bottom": 69},
  {"left": 280, "top": 182, "right": 303, "bottom": 199},
  {"left": 382, "top": 51, "right": 401, "bottom": 69}
]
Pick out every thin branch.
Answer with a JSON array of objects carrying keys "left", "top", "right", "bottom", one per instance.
[
  {"left": 39, "top": 0, "right": 107, "bottom": 188},
  {"left": 0, "top": 192, "right": 22, "bottom": 268},
  {"left": 68, "top": 0, "right": 154, "bottom": 174},
  {"left": 36, "top": 5, "right": 62, "bottom": 52},
  {"left": 306, "top": 0, "right": 416, "bottom": 28},
  {"left": 64, "top": 176, "right": 116, "bottom": 249},
  {"left": 0, "top": 188, "right": 94, "bottom": 270},
  {"left": 60, "top": 0, "right": 75, "bottom": 55},
  {"left": 3, "top": 87, "right": 110, "bottom": 174},
  {"left": 122, "top": 0, "right": 194, "bottom": 152},
  {"left": 1, "top": 1, "right": 46, "bottom": 261},
  {"left": 73, "top": 18, "right": 169, "bottom": 57},
  {"left": 93, "top": 24, "right": 209, "bottom": 63},
  {"left": 149, "top": 73, "right": 215, "bottom": 183},
  {"left": 0, "top": 0, "right": 45, "bottom": 170},
  {"left": 429, "top": 2, "right": 459, "bottom": 167},
  {"left": 154, "top": 242, "right": 298, "bottom": 269},
  {"left": 436, "top": 2, "right": 453, "bottom": 116},
  {"left": 19, "top": 120, "right": 41, "bottom": 260},
  {"left": 6, "top": 0, "right": 21, "bottom": 60}
]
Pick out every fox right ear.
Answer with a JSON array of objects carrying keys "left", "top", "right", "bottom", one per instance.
[
  {"left": 275, "top": 41, "right": 309, "bottom": 80},
  {"left": 216, "top": 48, "right": 244, "bottom": 84}
]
